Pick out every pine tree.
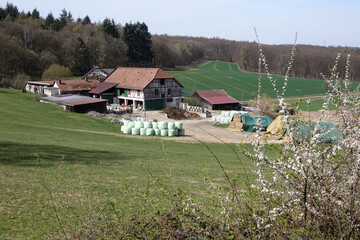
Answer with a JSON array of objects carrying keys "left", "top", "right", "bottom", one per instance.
[{"left": 123, "top": 22, "right": 153, "bottom": 66}]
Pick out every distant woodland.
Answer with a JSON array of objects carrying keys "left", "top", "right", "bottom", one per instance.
[{"left": 1, "top": 2, "right": 360, "bottom": 88}]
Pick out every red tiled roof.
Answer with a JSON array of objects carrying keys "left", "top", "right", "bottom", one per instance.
[
  {"left": 89, "top": 83, "right": 118, "bottom": 94},
  {"left": 194, "top": 89, "right": 239, "bottom": 105},
  {"left": 55, "top": 80, "right": 99, "bottom": 92},
  {"left": 105, "top": 67, "right": 183, "bottom": 89},
  {"left": 204, "top": 96, "right": 239, "bottom": 104}
]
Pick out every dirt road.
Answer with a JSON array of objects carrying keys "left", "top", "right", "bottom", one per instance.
[{"left": 143, "top": 111, "right": 281, "bottom": 144}]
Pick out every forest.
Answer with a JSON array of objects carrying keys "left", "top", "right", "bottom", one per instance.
[{"left": 1, "top": 2, "right": 360, "bottom": 89}]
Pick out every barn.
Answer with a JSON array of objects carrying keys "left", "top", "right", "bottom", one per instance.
[
  {"left": 40, "top": 95, "right": 107, "bottom": 113},
  {"left": 192, "top": 89, "right": 240, "bottom": 110},
  {"left": 93, "top": 67, "right": 183, "bottom": 110}
]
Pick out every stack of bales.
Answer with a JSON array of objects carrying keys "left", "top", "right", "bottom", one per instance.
[
  {"left": 229, "top": 114, "right": 243, "bottom": 131},
  {"left": 121, "top": 120, "right": 185, "bottom": 137},
  {"left": 211, "top": 111, "right": 249, "bottom": 125}
]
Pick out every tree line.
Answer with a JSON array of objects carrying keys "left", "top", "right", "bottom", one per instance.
[{"left": 0, "top": 2, "right": 359, "bottom": 89}]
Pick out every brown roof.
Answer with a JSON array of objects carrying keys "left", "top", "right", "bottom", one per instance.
[
  {"left": 104, "top": 67, "right": 183, "bottom": 89},
  {"left": 55, "top": 80, "right": 99, "bottom": 92},
  {"left": 194, "top": 89, "right": 239, "bottom": 105},
  {"left": 89, "top": 83, "right": 118, "bottom": 94}
]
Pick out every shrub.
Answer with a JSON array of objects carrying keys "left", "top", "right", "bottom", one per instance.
[
  {"left": 41, "top": 64, "right": 72, "bottom": 80},
  {"left": 183, "top": 97, "right": 203, "bottom": 107}
]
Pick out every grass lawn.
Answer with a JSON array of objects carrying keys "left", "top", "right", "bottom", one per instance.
[{"left": 0, "top": 88, "right": 257, "bottom": 238}]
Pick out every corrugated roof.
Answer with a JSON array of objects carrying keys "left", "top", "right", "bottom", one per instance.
[
  {"left": 56, "top": 80, "right": 99, "bottom": 92},
  {"left": 105, "top": 67, "right": 183, "bottom": 89},
  {"left": 26, "top": 81, "right": 55, "bottom": 86},
  {"left": 89, "top": 83, "right": 118, "bottom": 94},
  {"left": 41, "top": 95, "right": 107, "bottom": 106},
  {"left": 194, "top": 89, "right": 239, "bottom": 105}
]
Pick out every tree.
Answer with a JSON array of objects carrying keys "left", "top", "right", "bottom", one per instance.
[
  {"left": 31, "top": 8, "right": 40, "bottom": 19},
  {"left": 44, "top": 13, "right": 54, "bottom": 29},
  {"left": 81, "top": 15, "right": 91, "bottom": 25},
  {"left": 5, "top": 2, "right": 19, "bottom": 21},
  {"left": 123, "top": 22, "right": 153, "bottom": 66},
  {"left": 102, "top": 18, "right": 119, "bottom": 38},
  {"left": 71, "top": 37, "right": 90, "bottom": 75},
  {"left": 41, "top": 64, "right": 72, "bottom": 80},
  {"left": 59, "top": 8, "right": 72, "bottom": 28},
  {"left": 240, "top": 47, "right": 249, "bottom": 70},
  {"left": 0, "top": 7, "right": 6, "bottom": 20}
]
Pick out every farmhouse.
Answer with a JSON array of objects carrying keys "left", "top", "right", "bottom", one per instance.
[
  {"left": 192, "top": 89, "right": 240, "bottom": 110},
  {"left": 92, "top": 67, "right": 183, "bottom": 110},
  {"left": 40, "top": 95, "right": 107, "bottom": 113},
  {"left": 82, "top": 66, "right": 115, "bottom": 82},
  {"left": 25, "top": 79, "right": 100, "bottom": 96}
]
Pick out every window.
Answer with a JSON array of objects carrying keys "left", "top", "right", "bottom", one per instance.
[
  {"left": 167, "top": 88, "right": 171, "bottom": 95},
  {"left": 137, "top": 90, "right": 140, "bottom": 97},
  {"left": 167, "top": 98, "right": 173, "bottom": 102},
  {"left": 160, "top": 79, "right": 165, "bottom": 85},
  {"left": 155, "top": 89, "right": 159, "bottom": 96},
  {"left": 161, "top": 93, "right": 165, "bottom": 98}
]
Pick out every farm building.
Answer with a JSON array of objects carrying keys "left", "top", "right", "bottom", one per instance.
[
  {"left": 25, "top": 79, "right": 100, "bottom": 96},
  {"left": 82, "top": 66, "right": 115, "bottom": 82},
  {"left": 93, "top": 67, "right": 183, "bottom": 110},
  {"left": 192, "top": 89, "right": 240, "bottom": 110},
  {"left": 88, "top": 82, "right": 118, "bottom": 104},
  {"left": 40, "top": 95, "right": 107, "bottom": 113}
]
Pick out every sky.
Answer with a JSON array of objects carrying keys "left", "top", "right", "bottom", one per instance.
[{"left": 4, "top": 0, "right": 360, "bottom": 47}]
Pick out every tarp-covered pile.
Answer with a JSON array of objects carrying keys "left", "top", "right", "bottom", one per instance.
[
  {"left": 291, "top": 121, "right": 343, "bottom": 143},
  {"left": 241, "top": 115, "right": 273, "bottom": 132}
]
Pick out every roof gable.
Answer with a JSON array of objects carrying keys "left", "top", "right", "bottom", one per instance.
[{"left": 104, "top": 67, "right": 182, "bottom": 89}]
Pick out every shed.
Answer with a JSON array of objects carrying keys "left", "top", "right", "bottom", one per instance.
[
  {"left": 40, "top": 95, "right": 107, "bottom": 113},
  {"left": 192, "top": 89, "right": 240, "bottom": 110}
]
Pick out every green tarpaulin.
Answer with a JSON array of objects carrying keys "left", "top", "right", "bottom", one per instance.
[
  {"left": 290, "top": 121, "right": 343, "bottom": 143},
  {"left": 241, "top": 115, "right": 273, "bottom": 132}
]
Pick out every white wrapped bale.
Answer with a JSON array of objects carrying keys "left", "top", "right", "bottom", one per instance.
[
  {"left": 131, "top": 128, "right": 140, "bottom": 135},
  {"left": 168, "top": 122, "right": 175, "bottom": 130},
  {"left": 160, "top": 129, "right": 168, "bottom": 136},
  {"left": 143, "top": 122, "right": 152, "bottom": 129},
  {"left": 175, "top": 122, "right": 183, "bottom": 129},
  {"left": 168, "top": 129, "right": 175, "bottom": 137},
  {"left": 140, "top": 128, "right": 146, "bottom": 135},
  {"left": 146, "top": 128, "right": 155, "bottom": 136},
  {"left": 135, "top": 121, "right": 144, "bottom": 129}
]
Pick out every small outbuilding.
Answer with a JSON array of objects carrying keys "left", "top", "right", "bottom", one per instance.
[
  {"left": 192, "top": 89, "right": 240, "bottom": 110},
  {"left": 40, "top": 95, "right": 107, "bottom": 113}
]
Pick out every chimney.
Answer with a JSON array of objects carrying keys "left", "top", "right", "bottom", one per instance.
[
  {"left": 85, "top": 77, "right": 89, "bottom": 82},
  {"left": 59, "top": 80, "right": 62, "bottom": 85}
]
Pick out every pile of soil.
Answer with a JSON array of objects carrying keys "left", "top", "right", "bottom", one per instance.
[{"left": 161, "top": 108, "right": 201, "bottom": 120}]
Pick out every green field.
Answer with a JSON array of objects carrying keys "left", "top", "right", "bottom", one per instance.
[
  {"left": 0, "top": 89, "right": 257, "bottom": 238},
  {"left": 168, "top": 61, "right": 327, "bottom": 101}
]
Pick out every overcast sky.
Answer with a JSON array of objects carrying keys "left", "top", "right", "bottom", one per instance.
[{"left": 5, "top": 0, "right": 360, "bottom": 47}]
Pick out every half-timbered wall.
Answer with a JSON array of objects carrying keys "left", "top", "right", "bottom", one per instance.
[{"left": 143, "top": 78, "right": 182, "bottom": 100}]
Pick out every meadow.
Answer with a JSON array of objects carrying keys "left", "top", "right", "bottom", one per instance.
[
  {"left": 0, "top": 89, "right": 257, "bottom": 238},
  {"left": 168, "top": 60, "right": 328, "bottom": 101}
]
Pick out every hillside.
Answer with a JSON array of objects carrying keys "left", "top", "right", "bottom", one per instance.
[
  {"left": 0, "top": 88, "right": 255, "bottom": 238},
  {"left": 169, "top": 60, "right": 328, "bottom": 100}
]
